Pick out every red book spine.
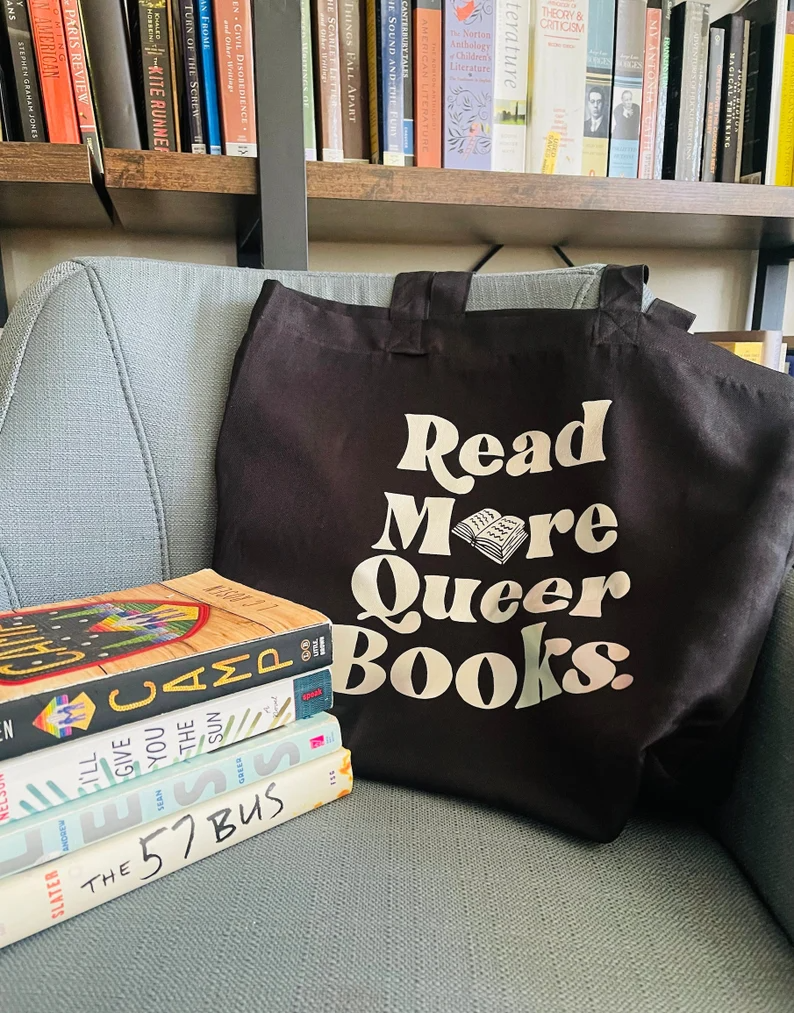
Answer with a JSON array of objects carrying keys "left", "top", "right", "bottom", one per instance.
[
  {"left": 28, "top": 0, "right": 79, "bottom": 143},
  {"left": 59, "top": 0, "right": 101, "bottom": 168},
  {"left": 413, "top": 0, "right": 441, "bottom": 168},
  {"left": 212, "top": 0, "right": 257, "bottom": 156},
  {"left": 638, "top": 5, "right": 662, "bottom": 179}
]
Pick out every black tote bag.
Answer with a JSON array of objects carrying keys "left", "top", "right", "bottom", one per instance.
[{"left": 213, "top": 266, "right": 794, "bottom": 841}]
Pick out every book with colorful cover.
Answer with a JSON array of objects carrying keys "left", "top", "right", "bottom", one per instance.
[
  {"left": 445, "top": 0, "right": 495, "bottom": 170},
  {"left": 59, "top": 0, "right": 100, "bottom": 167},
  {"left": 637, "top": 0, "right": 660, "bottom": 179},
  {"left": 413, "top": 0, "right": 441, "bottom": 166},
  {"left": 607, "top": 0, "right": 646, "bottom": 178},
  {"left": 775, "top": 2, "right": 794, "bottom": 184},
  {"left": 28, "top": 0, "right": 79, "bottom": 142},
  {"left": 0, "top": 666, "right": 333, "bottom": 824},
  {"left": 196, "top": 0, "right": 221, "bottom": 152},
  {"left": 0, "top": 712, "right": 341, "bottom": 878},
  {"left": 582, "top": 0, "right": 615, "bottom": 177},
  {"left": 0, "top": 747, "right": 352, "bottom": 949},
  {"left": 493, "top": 0, "right": 530, "bottom": 172},
  {"left": 0, "top": 568, "right": 331, "bottom": 761},
  {"left": 0, "top": 0, "right": 46, "bottom": 141},
  {"left": 213, "top": 0, "right": 256, "bottom": 156},
  {"left": 529, "top": 0, "right": 587, "bottom": 175}
]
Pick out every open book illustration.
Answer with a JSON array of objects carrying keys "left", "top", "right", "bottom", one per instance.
[{"left": 452, "top": 508, "right": 528, "bottom": 564}]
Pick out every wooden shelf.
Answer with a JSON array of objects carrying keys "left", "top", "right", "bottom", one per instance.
[
  {"left": 100, "top": 151, "right": 794, "bottom": 249},
  {"left": 307, "top": 163, "right": 794, "bottom": 250},
  {"left": 0, "top": 143, "right": 111, "bottom": 230},
  {"left": 103, "top": 149, "right": 256, "bottom": 236}
]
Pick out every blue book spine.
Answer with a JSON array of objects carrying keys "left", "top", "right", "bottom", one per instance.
[
  {"left": 0, "top": 712, "right": 341, "bottom": 879},
  {"left": 380, "top": 0, "right": 404, "bottom": 163},
  {"left": 444, "top": 0, "right": 495, "bottom": 170},
  {"left": 197, "top": 0, "right": 223, "bottom": 154}
]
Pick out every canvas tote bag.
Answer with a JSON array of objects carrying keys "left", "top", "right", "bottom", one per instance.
[{"left": 213, "top": 266, "right": 794, "bottom": 841}]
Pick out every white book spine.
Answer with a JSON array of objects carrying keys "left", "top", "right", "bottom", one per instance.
[
  {"left": 765, "top": 0, "right": 789, "bottom": 183},
  {"left": 527, "top": 0, "right": 588, "bottom": 174},
  {"left": 493, "top": 0, "right": 531, "bottom": 171},
  {"left": 0, "top": 748, "right": 353, "bottom": 949},
  {"left": 0, "top": 668, "right": 332, "bottom": 824}
]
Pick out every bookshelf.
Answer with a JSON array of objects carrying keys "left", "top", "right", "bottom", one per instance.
[
  {"left": 89, "top": 153, "right": 794, "bottom": 250},
  {"left": 0, "top": 143, "right": 111, "bottom": 230}
]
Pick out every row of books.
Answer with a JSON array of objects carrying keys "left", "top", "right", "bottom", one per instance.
[
  {"left": 307, "top": 0, "right": 794, "bottom": 182},
  {"left": 0, "top": 0, "right": 256, "bottom": 165},
  {"left": 0, "top": 569, "right": 351, "bottom": 948}
]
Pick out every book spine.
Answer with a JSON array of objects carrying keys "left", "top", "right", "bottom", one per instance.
[
  {"left": 365, "top": 0, "right": 381, "bottom": 160},
  {"left": 0, "top": 0, "right": 46, "bottom": 140},
  {"left": 380, "top": 0, "right": 403, "bottom": 164},
  {"left": 444, "top": 0, "right": 495, "bottom": 170},
  {"left": 700, "top": 27, "right": 725, "bottom": 183},
  {"left": 740, "top": 19, "right": 760, "bottom": 179},
  {"left": 313, "top": 0, "right": 345, "bottom": 160},
  {"left": 581, "top": 0, "right": 615, "bottom": 178},
  {"left": 716, "top": 17, "right": 745, "bottom": 182},
  {"left": 651, "top": 0, "right": 671, "bottom": 178},
  {"left": 166, "top": 0, "right": 181, "bottom": 150},
  {"left": 28, "top": 0, "right": 79, "bottom": 142},
  {"left": 413, "top": 0, "right": 441, "bottom": 167},
  {"left": 301, "top": 0, "right": 317, "bottom": 159},
  {"left": 136, "top": 0, "right": 178, "bottom": 150},
  {"left": 607, "top": 0, "right": 645, "bottom": 178},
  {"left": 339, "top": 0, "right": 369, "bottom": 160},
  {"left": 212, "top": 0, "right": 256, "bottom": 156},
  {"left": 765, "top": 0, "right": 789, "bottom": 184},
  {"left": 0, "top": 712, "right": 342, "bottom": 878},
  {"left": 776, "top": 9, "right": 794, "bottom": 184},
  {"left": 78, "top": 0, "right": 142, "bottom": 149},
  {"left": 637, "top": 3, "right": 660, "bottom": 179},
  {"left": 665, "top": 2, "right": 708, "bottom": 181},
  {"left": 401, "top": 0, "right": 413, "bottom": 163},
  {"left": 196, "top": 0, "right": 221, "bottom": 152},
  {"left": 493, "top": 0, "right": 530, "bottom": 172},
  {"left": 0, "top": 667, "right": 333, "bottom": 824},
  {"left": 59, "top": 0, "right": 100, "bottom": 167},
  {"left": 0, "top": 747, "right": 352, "bottom": 949},
  {"left": 0, "top": 621, "right": 332, "bottom": 762},
  {"left": 178, "top": 0, "right": 205, "bottom": 152}
]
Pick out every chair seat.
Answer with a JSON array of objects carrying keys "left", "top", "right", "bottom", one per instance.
[{"left": 2, "top": 780, "right": 792, "bottom": 1013}]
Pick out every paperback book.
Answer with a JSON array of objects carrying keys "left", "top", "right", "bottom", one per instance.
[
  {"left": 608, "top": 0, "right": 646, "bottom": 178},
  {"left": 60, "top": 0, "right": 101, "bottom": 168},
  {"left": 413, "top": 0, "right": 441, "bottom": 166},
  {"left": 213, "top": 0, "right": 256, "bottom": 156},
  {"left": 0, "top": 568, "right": 331, "bottom": 761},
  {"left": 582, "top": 0, "right": 615, "bottom": 177},
  {"left": 444, "top": 0, "right": 495, "bottom": 170},
  {"left": 638, "top": 0, "right": 661, "bottom": 179},
  {"left": 0, "top": 0, "right": 45, "bottom": 141},
  {"left": 493, "top": 0, "right": 530, "bottom": 172},
  {"left": 28, "top": 0, "right": 79, "bottom": 142}
]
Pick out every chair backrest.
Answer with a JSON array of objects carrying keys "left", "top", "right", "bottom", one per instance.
[{"left": 0, "top": 256, "right": 619, "bottom": 609}]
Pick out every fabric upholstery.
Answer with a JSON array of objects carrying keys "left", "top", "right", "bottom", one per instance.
[{"left": 1, "top": 780, "right": 792, "bottom": 1013}]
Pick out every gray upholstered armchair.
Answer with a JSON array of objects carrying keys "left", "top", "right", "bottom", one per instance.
[{"left": 0, "top": 258, "right": 791, "bottom": 1012}]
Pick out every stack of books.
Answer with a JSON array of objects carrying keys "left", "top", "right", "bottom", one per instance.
[{"left": 0, "top": 569, "right": 351, "bottom": 949}]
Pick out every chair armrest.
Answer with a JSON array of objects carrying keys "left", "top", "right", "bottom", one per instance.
[{"left": 717, "top": 568, "right": 794, "bottom": 942}]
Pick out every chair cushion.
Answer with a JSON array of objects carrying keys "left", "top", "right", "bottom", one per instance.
[{"left": 2, "top": 780, "right": 791, "bottom": 1013}]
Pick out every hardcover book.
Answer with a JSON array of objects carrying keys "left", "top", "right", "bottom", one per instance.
[
  {"left": 637, "top": 0, "right": 660, "bottom": 179},
  {"left": 413, "top": 0, "right": 441, "bottom": 166},
  {"left": 28, "top": 0, "right": 79, "bottom": 142},
  {"left": 662, "top": 0, "right": 709, "bottom": 181},
  {"left": 301, "top": 0, "right": 317, "bottom": 159},
  {"left": 607, "top": 0, "right": 646, "bottom": 179},
  {"left": 133, "top": 0, "right": 178, "bottom": 151},
  {"left": 78, "top": 0, "right": 142, "bottom": 150},
  {"left": 0, "top": 0, "right": 46, "bottom": 141},
  {"left": 59, "top": 0, "right": 101, "bottom": 168},
  {"left": 0, "top": 712, "right": 341, "bottom": 877},
  {"left": 0, "top": 747, "right": 353, "bottom": 949},
  {"left": 0, "top": 569, "right": 331, "bottom": 761},
  {"left": 444, "top": 0, "right": 495, "bottom": 170},
  {"left": 713, "top": 13, "right": 747, "bottom": 182},
  {"left": 196, "top": 0, "right": 221, "bottom": 152},
  {"left": 493, "top": 0, "right": 530, "bottom": 172},
  {"left": 582, "top": 0, "right": 615, "bottom": 177},
  {"left": 313, "top": 0, "right": 345, "bottom": 160},
  {"left": 212, "top": 0, "right": 256, "bottom": 156},
  {"left": 701, "top": 27, "right": 725, "bottom": 182},
  {"left": 0, "top": 667, "right": 333, "bottom": 823},
  {"left": 339, "top": 0, "right": 369, "bottom": 160}
]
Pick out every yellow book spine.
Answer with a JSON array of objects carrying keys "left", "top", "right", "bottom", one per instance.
[{"left": 776, "top": 15, "right": 794, "bottom": 185}]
